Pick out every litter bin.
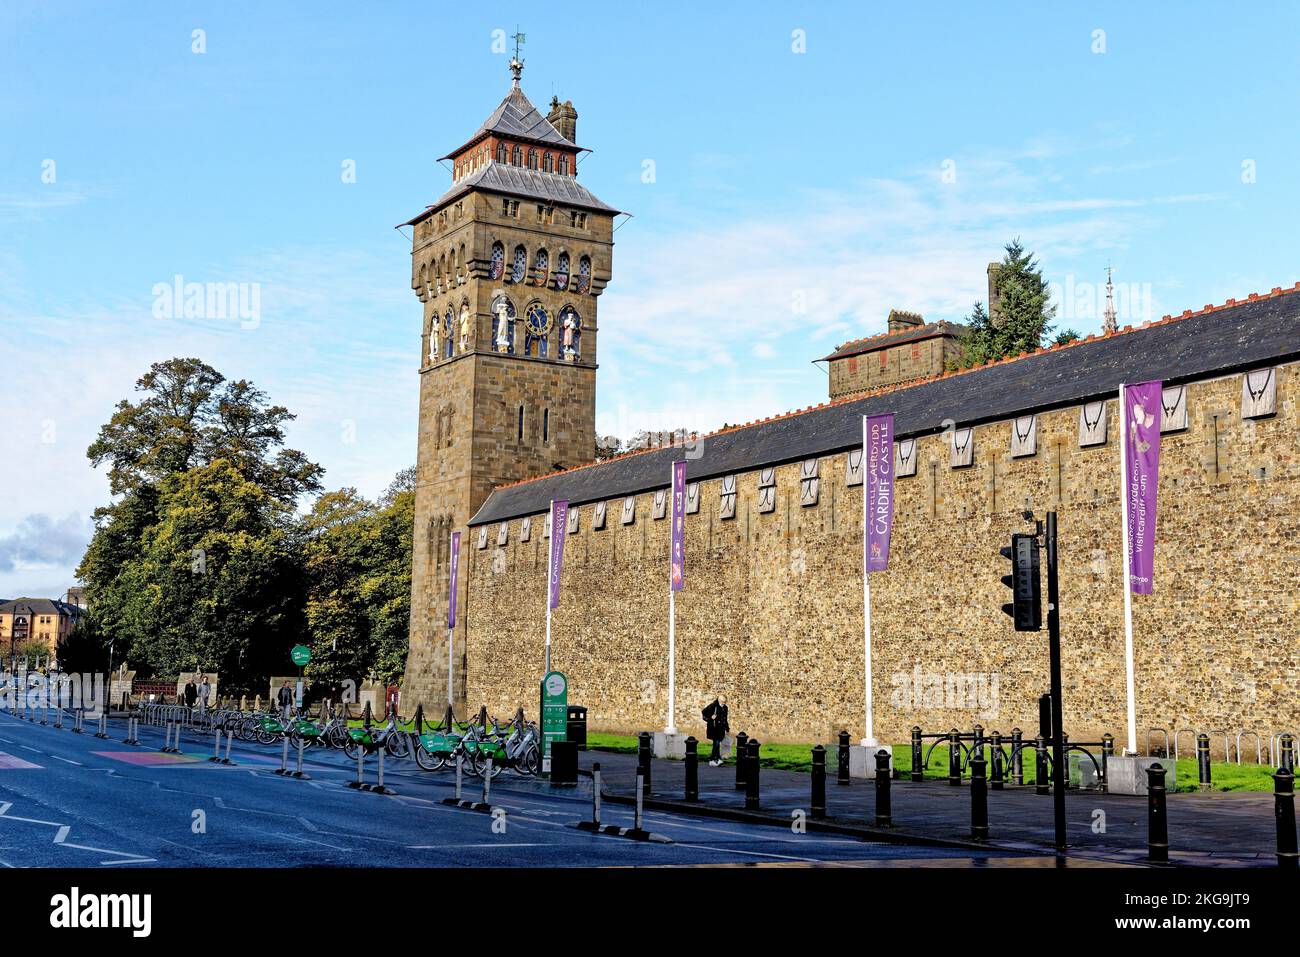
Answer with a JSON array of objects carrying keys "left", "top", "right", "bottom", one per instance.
[
  {"left": 566, "top": 705, "right": 588, "bottom": 750},
  {"left": 550, "top": 740, "right": 579, "bottom": 783}
]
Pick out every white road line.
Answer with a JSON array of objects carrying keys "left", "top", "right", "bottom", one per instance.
[
  {"left": 406, "top": 843, "right": 544, "bottom": 849},
  {"left": 19, "top": 746, "right": 40, "bottom": 753},
  {"left": 51, "top": 756, "right": 82, "bottom": 766},
  {"left": 673, "top": 842, "right": 823, "bottom": 863}
]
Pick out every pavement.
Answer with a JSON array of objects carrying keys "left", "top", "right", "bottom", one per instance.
[
  {"left": 586, "top": 748, "right": 1284, "bottom": 867},
  {"left": 0, "top": 709, "right": 1042, "bottom": 869}
]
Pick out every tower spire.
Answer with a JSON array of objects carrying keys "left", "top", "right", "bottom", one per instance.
[
  {"left": 1102, "top": 264, "right": 1118, "bottom": 334},
  {"left": 509, "top": 29, "right": 525, "bottom": 87}
]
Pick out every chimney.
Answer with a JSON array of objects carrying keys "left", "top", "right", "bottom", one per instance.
[
  {"left": 987, "top": 262, "right": 1003, "bottom": 326},
  {"left": 547, "top": 96, "right": 578, "bottom": 143},
  {"left": 886, "top": 309, "right": 924, "bottom": 334}
]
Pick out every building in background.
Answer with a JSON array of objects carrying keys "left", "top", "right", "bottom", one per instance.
[{"left": 0, "top": 597, "right": 84, "bottom": 662}]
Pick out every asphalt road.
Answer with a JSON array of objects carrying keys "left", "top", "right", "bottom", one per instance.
[{"left": 0, "top": 710, "right": 1032, "bottom": 868}]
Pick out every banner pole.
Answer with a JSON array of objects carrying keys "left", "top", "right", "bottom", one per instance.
[
  {"left": 862, "top": 413, "right": 875, "bottom": 746},
  {"left": 666, "top": 588, "right": 677, "bottom": 733},
  {"left": 1118, "top": 384, "right": 1138, "bottom": 755}
]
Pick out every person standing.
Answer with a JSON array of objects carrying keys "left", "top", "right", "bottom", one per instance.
[
  {"left": 702, "top": 695, "right": 729, "bottom": 766},
  {"left": 277, "top": 681, "right": 293, "bottom": 716},
  {"left": 183, "top": 679, "right": 198, "bottom": 709},
  {"left": 197, "top": 674, "right": 211, "bottom": 714}
]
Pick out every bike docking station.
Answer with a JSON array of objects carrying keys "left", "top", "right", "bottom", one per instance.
[
  {"left": 346, "top": 742, "right": 394, "bottom": 795},
  {"left": 441, "top": 753, "right": 498, "bottom": 813},
  {"left": 207, "top": 729, "right": 236, "bottom": 765},
  {"left": 575, "top": 763, "right": 671, "bottom": 843},
  {"left": 272, "top": 734, "right": 311, "bottom": 780}
]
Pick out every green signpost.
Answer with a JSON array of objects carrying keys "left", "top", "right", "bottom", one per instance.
[
  {"left": 539, "top": 670, "right": 568, "bottom": 775},
  {"left": 291, "top": 645, "right": 311, "bottom": 667}
]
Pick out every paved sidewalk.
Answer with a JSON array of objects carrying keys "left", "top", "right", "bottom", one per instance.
[{"left": 580, "top": 750, "right": 1282, "bottom": 867}]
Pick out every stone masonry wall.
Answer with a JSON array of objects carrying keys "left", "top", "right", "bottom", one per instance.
[{"left": 463, "top": 363, "right": 1299, "bottom": 754}]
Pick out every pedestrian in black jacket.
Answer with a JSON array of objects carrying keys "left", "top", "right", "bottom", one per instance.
[
  {"left": 183, "top": 680, "right": 198, "bottom": 709},
  {"left": 702, "top": 695, "right": 729, "bottom": 766}
]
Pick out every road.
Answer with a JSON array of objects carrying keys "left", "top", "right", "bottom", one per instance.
[{"left": 0, "top": 709, "right": 1030, "bottom": 868}]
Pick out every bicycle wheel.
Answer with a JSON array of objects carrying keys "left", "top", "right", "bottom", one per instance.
[
  {"left": 520, "top": 744, "right": 540, "bottom": 775},
  {"left": 471, "top": 750, "right": 505, "bottom": 778},
  {"left": 413, "top": 741, "right": 446, "bottom": 772},
  {"left": 255, "top": 726, "right": 279, "bottom": 746},
  {"left": 386, "top": 732, "right": 410, "bottom": 759}
]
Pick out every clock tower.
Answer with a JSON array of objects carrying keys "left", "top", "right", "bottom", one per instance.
[{"left": 400, "top": 54, "right": 620, "bottom": 710}]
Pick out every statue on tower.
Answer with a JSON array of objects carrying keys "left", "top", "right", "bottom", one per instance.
[
  {"left": 562, "top": 309, "right": 579, "bottom": 359},
  {"left": 459, "top": 303, "right": 472, "bottom": 353},
  {"left": 430, "top": 320, "right": 440, "bottom": 362},
  {"left": 494, "top": 298, "right": 512, "bottom": 352}
]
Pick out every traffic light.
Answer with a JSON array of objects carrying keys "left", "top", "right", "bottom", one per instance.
[{"left": 1000, "top": 533, "right": 1042, "bottom": 631}]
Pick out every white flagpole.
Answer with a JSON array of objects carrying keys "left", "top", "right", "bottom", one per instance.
[
  {"left": 1118, "top": 385, "right": 1138, "bottom": 755},
  {"left": 666, "top": 588, "right": 677, "bottom": 733},
  {"left": 544, "top": 501, "right": 554, "bottom": 675},
  {"left": 861, "top": 414, "right": 876, "bottom": 747}
]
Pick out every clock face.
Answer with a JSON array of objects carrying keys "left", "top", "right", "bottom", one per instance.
[{"left": 525, "top": 304, "right": 550, "bottom": 335}]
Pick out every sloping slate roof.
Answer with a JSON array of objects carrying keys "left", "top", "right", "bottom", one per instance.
[
  {"left": 0, "top": 597, "right": 82, "bottom": 617},
  {"left": 404, "top": 162, "right": 620, "bottom": 225},
  {"left": 470, "top": 289, "right": 1300, "bottom": 526},
  {"left": 823, "top": 321, "right": 968, "bottom": 361},
  {"left": 439, "top": 86, "right": 580, "bottom": 159}
]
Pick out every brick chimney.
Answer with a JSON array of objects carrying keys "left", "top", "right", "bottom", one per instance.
[
  {"left": 547, "top": 96, "right": 578, "bottom": 143},
  {"left": 886, "top": 309, "right": 924, "bottom": 333}
]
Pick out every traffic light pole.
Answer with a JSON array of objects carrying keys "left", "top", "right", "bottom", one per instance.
[{"left": 1045, "top": 511, "right": 1067, "bottom": 853}]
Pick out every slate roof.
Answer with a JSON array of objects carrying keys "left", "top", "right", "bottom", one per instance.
[
  {"left": 823, "top": 320, "right": 968, "bottom": 361},
  {"left": 439, "top": 85, "right": 582, "bottom": 160},
  {"left": 402, "top": 162, "right": 621, "bottom": 227},
  {"left": 0, "top": 597, "right": 83, "bottom": 618},
  {"left": 469, "top": 285, "right": 1300, "bottom": 526}
]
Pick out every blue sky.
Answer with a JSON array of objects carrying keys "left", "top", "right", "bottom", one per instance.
[{"left": 2, "top": 1, "right": 1298, "bottom": 597}]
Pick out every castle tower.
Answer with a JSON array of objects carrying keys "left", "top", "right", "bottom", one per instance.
[{"left": 400, "top": 54, "right": 620, "bottom": 709}]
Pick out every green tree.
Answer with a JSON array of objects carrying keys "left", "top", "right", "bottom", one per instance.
[{"left": 956, "top": 240, "right": 1058, "bottom": 368}]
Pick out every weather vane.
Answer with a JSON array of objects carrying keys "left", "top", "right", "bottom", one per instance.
[{"left": 509, "top": 28, "right": 525, "bottom": 85}]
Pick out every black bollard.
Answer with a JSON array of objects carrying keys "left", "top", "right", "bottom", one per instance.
[
  {"left": 1275, "top": 769, "right": 1297, "bottom": 869},
  {"left": 948, "top": 728, "right": 962, "bottom": 786},
  {"left": 875, "top": 749, "right": 892, "bottom": 826},
  {"left": 837, "top": 730, "right": 850, "bottom": 786},
  {"left": 745, "top": 739, "right": 761, "bottom": 811},
  {"left": 1034, "top": 735, "right": 1050, "bottom": 795},
  {"left": 637, "top": 731, "right": 652, "bottom": 794},
  {"left": 910, "top": 726, "right": 923, "bottom": 782},
  {"left": 970, "top": 755, "right": 988, "bottom": 840},
  {"left": 1197, "top": 732, "right": 1211, "bottom": 791},
  {"left": 811, "top": 745, "right": 826, "bottom": 819},
  {"left": 972, "top": 724, "right": 985, "bottom": 768},
  {"left": 684, "top": 736, "right": 699, "bottom": 802},
  {"left": 734, "top": 731, "right": 749, "bottom": 790},
  {"left": 1147, "top": 763, "right": 1168, "bottom": 863},
  {"left": 412, "top": 703, "right": 424, "bottom": 734},
  {"left": 1011, "top": 727, "right": 1024, "bottom": 785},
  {"left": 443, "top": 704, "right": 455, "bottom": 732},
  {"left": 1281, "top": 733, "right": 1296, "bottom": 773},
  {"left": 1101, "top": 733, "right": 1114, "bottom": 791},
  {"left": 362, "top": 700, "right": 372, "bottom": 729},
  {"left": 990, "top": 740, "right": 1005, "bottom": 791}
]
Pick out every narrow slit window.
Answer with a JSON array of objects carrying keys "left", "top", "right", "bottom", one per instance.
[
  {"left": 517, "top": 405, "right": 525, "bottom": 441},
  {"left": 543, "top": 408, "right": 550, "bottom": 443}
]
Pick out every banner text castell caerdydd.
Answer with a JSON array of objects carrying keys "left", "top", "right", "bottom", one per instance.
[{"left": 1123, "top": 381, "right": 1161, "bottom": 594}]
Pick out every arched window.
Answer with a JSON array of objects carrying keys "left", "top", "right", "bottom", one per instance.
[
  {"left": 559, "top": 306, "right": 581, "bottom": 360},
  {"left": 489, "top": 242, "right": 505, "bottom": 280},
  {"left": 491, "top": 295, "right": 516, "bottom": 354},
  {"left": 496, "top": 143, "right": 507, "bottom": 163},
  {"left": 511, "top": 245, "right": 527, "bottom": 284},
  {"left": 555, "top": 252, "right": 570, "bottom": 291},
  {"left": 512, "top": 144, "right": 522, "bottom": 166},
  {"left": 524, "top": 303, "right": 549, "bottom": 358},
  {"left": 559, "top": 154, "right": 570, "bottom": 176},
  {"left": 543, "top": 152, "right": 553, "bottom": 173},
  {"left": 576, "top": 255, "right": 592, "bottom": 294},
  {"left": 443, "top": 308, "right": 454, "bottom": 358},
  {"left": 533, "top": 249, "right": 549, "bottom": 287},
  {"left": 527, "top": 149, "right": 537, "bottom": 170}
]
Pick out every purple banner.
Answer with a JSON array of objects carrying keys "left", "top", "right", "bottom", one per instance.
[
  {"left": 670, "top": 461, "right": 686, "bottom": 591},
  {"left": 863, "top": 414, "right": 895, "bottom": 572},
  {"left": 548, "top": 500, "right": 568, "bottom": 609},
  {"left": 1124, "top": 381, "right": 1161, "bottom": 594},
  {"left": 447, "top": 531, "right": 461, "bottom": 629}
]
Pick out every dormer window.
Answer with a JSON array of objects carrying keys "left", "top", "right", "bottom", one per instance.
[
  {"left": 543, "top": 152, "right": 554, "bottom": 173},
  {"left": 559, "top": 154, "right": 570, "bottom": 176},
  {"left": 496, "top": 143, "right": 507, "bottom": 163},
  {"left": 512, "top": 144, "right": 522, "bottom": 165},
  {"left": 527, "top": 149, "right": 538, "bottom": 170}
]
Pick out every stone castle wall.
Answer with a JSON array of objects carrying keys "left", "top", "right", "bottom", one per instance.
[
  {"left": 461, "top": 362, "right": 1299, "bottom": 750},
  {"left": 828, "top": 335, "right": 964, "bottom": 398}
]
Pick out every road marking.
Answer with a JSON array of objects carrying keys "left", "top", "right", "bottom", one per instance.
[
  {"left": 406, "top": 843, "right": 544, "bottom": 849},
  {"left": 19, "top": 746, "right": 41, "bottom": 753},
  {"left": 51, "top": 755, "right": 82, "bottom": 766},
  {"left": 673, "top": 842, "right": 825, "bottom": 863},
  {"left": 0, "top": 803, "right": 155, "bottom": 865},
  {"left": 0, "top": 752, "right": 42, "bottom": 770}
]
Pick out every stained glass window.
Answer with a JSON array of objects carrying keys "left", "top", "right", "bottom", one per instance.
[
  {"left": 555, "top": 252, "right": 570, "bottom": 291},
  {"left": 533, "top": 249, "right": 549, "bottom": 286},
  {"left": 576, "top": 255, "right": 591, "bottom": 294},
  {"left": 489, "top": 242, "right": 504, "bottom": 280},
  {"left": 511, "top": 245, "right": 526, "bottom": 284}
]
